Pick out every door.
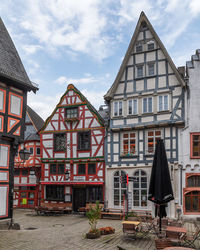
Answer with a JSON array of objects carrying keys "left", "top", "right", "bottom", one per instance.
[{"left": 73, "top": 188, "right": 86, "bottom": 212}]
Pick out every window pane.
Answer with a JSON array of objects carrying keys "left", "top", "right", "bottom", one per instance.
[
  {"left": 78, "top": 131, "right": 90, "bottom": 150},
  {"left": 57, "top": 164, "right": 65, "bottom": 174},
  {"left": 50, "top": 164, "right": 57, "bottom": 174},
  {"left": 137, "top": 66, "right": 143, "bottom": 77},
  {"left": 143, "top": 98, "right": 147, "bottom": 113},
  {"left": 193, "top": 135, "right": 200, "bottom": 157},
  {"left": 119, "top": 101, "right": 122, "bottom": 116},
  {"left": 133, "top": 99, "right": 137, "bottom": 114},
  {"left": 159, "top": 96, "right": 163, "bottom": 111},
  {"left": 128, "top": 100, "right": 132, "bottom": 115},
  {"left": 136, "top": 45, "right": 142, "bottom": 52},
  {"left": 164, "top": 95, "right": 168, "bottom": 110},
  {"left": 54, "top": 133, "right": 66, "bottom": 151},
  {"left": 65, "top": 107, "right": 78, "bottom": 118},
  {"left": 148, "top": 64, "right": 154, "bottom": 76},
  {"left": 114, "top": 102, "right": 118, "bottom": 116},
  {"left": 148, "top": 98, "right": 152, "bottom": 112},
  {"left": 78, "top": 164, "right": 86, "bottom": 175},
  {"left": 21, "top": 169, "right": 28, "bottom": 176},
  {"left": 14, "top": 169, "right": 20, "bottom": 176},
  {"left": 148, "top": 43, "right": 154, "bottom": 50},
  {"left": 88, "top": 163, "right": 96, "bottom": 175}
]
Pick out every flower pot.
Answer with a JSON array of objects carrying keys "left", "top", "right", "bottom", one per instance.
[{"left": 86, "top": 230, "right": 100, "bottom": 239}]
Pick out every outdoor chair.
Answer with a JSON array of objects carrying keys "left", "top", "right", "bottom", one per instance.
[{"left": 181, "top": 228, "right": 200, "bottom": 249}]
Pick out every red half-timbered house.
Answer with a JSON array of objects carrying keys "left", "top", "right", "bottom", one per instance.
[
  {"left": 14, "top": 106, "right": 44, "bottom": 208},
  {"left": 40, "top": 84, "right": 105, "bottom": 211}
]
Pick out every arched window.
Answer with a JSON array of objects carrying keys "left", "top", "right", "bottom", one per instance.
[
  {"left": 114, "top": 170, "right": 126, "bottom": 206},
  {"left": 133, "top": 170, "right": 147, "bottom": 207},
  {"left": 185, "top": 191, "right": 200, "bottom": 212},
  {"left": 187, "top": 176, "right": 200, "bottom": 187}
]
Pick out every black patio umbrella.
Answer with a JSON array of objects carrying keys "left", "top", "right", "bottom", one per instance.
[{"left": 148, "top": 139, "right": 174, "bottom": 234}]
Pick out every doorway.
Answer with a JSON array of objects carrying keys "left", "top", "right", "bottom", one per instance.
[{"left": 73, "top": 188, "right": 86, "bottom": 212}]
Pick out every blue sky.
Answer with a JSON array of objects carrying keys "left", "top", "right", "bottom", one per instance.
[{"left": 1, "top": 0, "right": 200, "bottom": 120}]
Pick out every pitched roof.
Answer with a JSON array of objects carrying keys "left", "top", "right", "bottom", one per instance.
[
  {"left": 26, "top": 105, "right": 44, "bottom": 132},
  {"left": 41, "top": 84, "right": 105, "bottom": 132},
  {"left": 104, "top": 12, "right": 185, "bottom": 100},
  {"left": 0, "top": 18, "right": 38, "bottom": 92}
]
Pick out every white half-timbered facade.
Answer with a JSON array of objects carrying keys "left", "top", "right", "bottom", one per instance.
[
  {"left": 104, "top": 12, "right": 185, "bottom": 218},
  {"left": 40, "top": 84, "right": 105, "bottom": 211}
]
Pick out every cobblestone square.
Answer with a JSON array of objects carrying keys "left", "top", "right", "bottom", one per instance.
[{"left": 0, "top": 209, "right": 157, "bottom": 250}]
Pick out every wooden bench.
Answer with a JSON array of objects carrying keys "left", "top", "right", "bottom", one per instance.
[
  {"left": 35, "top": 202, "right": 72, "bottom": 215},
  {"left": 78, "top": 203, "right": 104, "bottom": 214},
  {"left": 100, "top": 209, "right": 123, "bottom": 220}
]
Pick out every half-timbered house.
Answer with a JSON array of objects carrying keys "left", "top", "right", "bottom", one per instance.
[
  {"left": 104, "top": 12, "right": 185, "bottom": 218},
  {"left": 40, "top": 84, "right": 105, "bottom": 211},
  {"left": 0, "top": 18, "right": 37, "bottom": 220},
  {"left": 14, "top": 106, "right": 44, "bottom": 208}
]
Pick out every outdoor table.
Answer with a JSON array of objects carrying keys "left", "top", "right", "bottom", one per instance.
[
  {"left": 166, "top": 226, "right": 187, "bottom": 240},
  {"left": 122, "top": 221, "right": 140, "bottom": 226}
]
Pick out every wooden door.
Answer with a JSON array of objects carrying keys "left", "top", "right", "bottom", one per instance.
[{"left": 73, "top": 188, "right": 86, "bottom": 212}]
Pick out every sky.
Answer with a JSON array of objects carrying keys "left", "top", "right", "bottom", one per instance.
[{"left": 1, "top": 0, "right": 200, "bottom": 121}]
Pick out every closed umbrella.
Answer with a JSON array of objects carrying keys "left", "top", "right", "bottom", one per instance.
[{"left": 148, "top": 139, "right": 174, "bottom": 233}]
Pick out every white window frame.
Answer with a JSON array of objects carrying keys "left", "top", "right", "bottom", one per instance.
[
  {"left": 121, "top": 132, "right": 137, "bottom": 156},
  {"left": 142, "top": 97, "right": 153, "bottom": 113},
  {"left": 146, "top": 129, "right": 162, "bottom": 154},
  {"left": 113, "top": 101, "right": 123, "bottom": 117},
  {"left": 133, "top": 170, "right": 148, "bottom": 209},
  {"left": 127, "top": 99, "right": 138, "bottom": 115},
  {"left": 113, "top": 170, "right": 127, "bottom": 208},
  {"left": 158, "top": 95, "right": 169, "bottom": 112}
]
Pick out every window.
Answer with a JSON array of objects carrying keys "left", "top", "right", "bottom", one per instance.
[
  {"left": 185, "top": 191, "right": 200, "bottom": 212},
  {"left": 158, "top": 95, "right": 169, "bottom": 111},
  {"left": 114, "top": 101, "right": 123, "bottom": 117},
  {"left": 148, "top": 64, "right": 154, "bottom": 76},
  {"left": 88, "top": 163, "right": 96, "bottom": 175},
  {"left": 50, "top": 164, "right": 65, "bottom": 175},
  {"left": 65, "top": 107, "right": 78, "bottom": 118},
  {"left": 86, "top": 186, "right": 103, "bottom": 202},
  {"left": 187, "top": 176, "right": 200, "bottom": 187},
  {"left": 148, "top": 42, "right": 154, "bottom": 50},
  {"left": 147, "top": 130, "right": 162, "bottom": 153},
  {"left": 128, "top": 99, "right": 137, "bottom": 115},
  {"left": 54, "top": 133, "right": 66, "bottom": 151},
  {"left": 133, "top": 170, "right": 147, "bottom": 207},
  {"left": 122, "top": 132, "right": 136, "bottom": 156},
  {"left": 136, "top": 45, "right": 142, "bottom": 52},
  {"left": 36, "top": 147, "right": 40, "bottom": 155},
  {"left": 29, "top": 147, "right": 33, "bottom": 155},
  {"left": 78, "top": 164, "right": 86, "bottom": 175},
  {"left": 78, "top": 131, "right": 90, "bottom": 150},
  {"left": 143, "top": 97, "right": 153, "bottom": 113},
  {"left": 21, "top": 169, "right": 29, "bottom": 176},
  {"left": 113, "top": 171, "right": 127, "bottom": 206},
  {"left": 137, "top": 66, "right": 143, "bottom": 78},
  {"left": 46, "top": 185, "right": 64, "bottom": 201},
  {"left": 191, "top": 133, "right": 200, "bottom": 158},
  {"left": 14, "top": 169, "right": 20, "bottom": 176}
]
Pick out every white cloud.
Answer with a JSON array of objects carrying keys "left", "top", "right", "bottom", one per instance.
[
  {"left": 81, "top": 89, "right": 105, "bottom": 110},
  {"left": 23, "top": 44, "right": 42, "bottom": 55}
]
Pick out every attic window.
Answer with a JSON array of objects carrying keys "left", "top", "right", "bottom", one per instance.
[
  {"left": 65, "top": 107, "right": 78, "bottom": 119},
  {"left": 136, "top": 45, "right": 143, "bottom": 53},
  {"left": 147, "top": 41, "right": 154, "bottom": 50},
  {"left": 141, "top": 21, "right": 147, "bottom": 29}
]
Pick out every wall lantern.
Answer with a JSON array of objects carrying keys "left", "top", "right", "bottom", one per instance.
[{"left": 19, "top": 148, "right": 31, "bottom": 161}]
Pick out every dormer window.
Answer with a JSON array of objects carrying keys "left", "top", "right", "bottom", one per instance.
[{"left": 65, "top": 107, "right": 78, "bottom": 119}]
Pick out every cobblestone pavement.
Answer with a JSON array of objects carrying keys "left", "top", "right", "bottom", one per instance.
[{"left": 0, "top": 210, "right": 199, "bottom": 250}]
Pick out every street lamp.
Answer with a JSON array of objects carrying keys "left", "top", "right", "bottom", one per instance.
[
  {"left": 65, "top": 170, "right": 70, "bottom": 181},
  {"left": 19, "top": 148, "right": 31, "bottom": 162}
]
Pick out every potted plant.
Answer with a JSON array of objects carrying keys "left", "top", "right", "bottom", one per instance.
[{"left": 86, "top": 201, "right": 101, "bottom": 239}]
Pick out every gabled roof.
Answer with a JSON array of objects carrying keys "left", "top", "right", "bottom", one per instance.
[
  {"left": 0, "top": 18, "right": 38, "bottom": 92},
  {"left": 41, "top": 84, "right": 105, "bottom": 132},
  {"left": 26, "top": 105, "right": 44, "bottom": 132},
  {"left": 104, "top": 11, "right": 185, "bottom": 100}
]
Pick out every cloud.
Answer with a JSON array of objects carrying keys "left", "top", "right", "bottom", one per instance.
[{"left": 23, "top": 44, "right": 42, "bottom": 55}]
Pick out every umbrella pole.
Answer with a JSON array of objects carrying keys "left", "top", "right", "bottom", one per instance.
[{"left": 159, "top": 205, "right": 162, "bottom": 235}]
